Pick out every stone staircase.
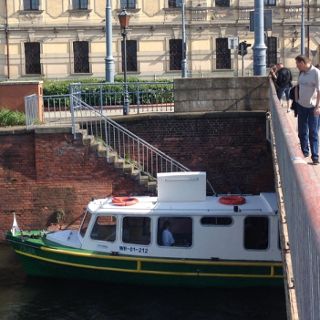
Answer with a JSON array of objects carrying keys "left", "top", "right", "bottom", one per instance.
[{"left": 78, "top": 129, "right": 157, "bottom": 193}]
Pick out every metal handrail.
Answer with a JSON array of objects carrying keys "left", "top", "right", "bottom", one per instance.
[{"left": 71, "top": 95, "right": 190, "bottom": 179}]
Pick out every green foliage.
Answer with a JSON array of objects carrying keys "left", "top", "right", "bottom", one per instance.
[
  {"left": 0, "top": 108, "right": 26, "bottom": 126},
  {"left": 43, "top": 78, "right": 174, "bottom": 106}
]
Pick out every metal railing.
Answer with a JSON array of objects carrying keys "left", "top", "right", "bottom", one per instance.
[
  {"left": 39, "top": 82, "right": 174, "bottom": 126},
  {"left": 70, "top": 81, "right": 174, "bottom": 115},
  {"left": 70, "top": 95, "right": 189, "bottom": 179},
  {"left": 24, "top": 94, "right": 39, "bottom": 129}
]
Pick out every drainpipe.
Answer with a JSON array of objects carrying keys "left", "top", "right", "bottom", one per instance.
[{"left": 5, "top": 0, "right": 10, "bottom": 79}]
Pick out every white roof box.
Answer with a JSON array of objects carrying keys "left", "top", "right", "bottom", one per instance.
[{"left": 157, "top": 172, "right": 206, "bottom": 202}]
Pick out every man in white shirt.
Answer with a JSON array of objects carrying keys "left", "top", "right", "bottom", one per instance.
[
  {"left": 162, "top": 221, "right": 175, "bottom": 246},
  {"left": 295, "top": 55, "right": 320, "bottom": 164}
]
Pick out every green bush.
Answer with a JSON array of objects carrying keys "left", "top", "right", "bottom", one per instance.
[
  {"left": 0, "top": 108, "right": 26, "bottom": 126},
  {"left": 43, "top": 78, "right": 174, "bottom": 106}
]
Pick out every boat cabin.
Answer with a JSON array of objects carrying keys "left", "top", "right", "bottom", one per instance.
[{"left": 46, "top": 172, "right": 281, "bottom": 262}]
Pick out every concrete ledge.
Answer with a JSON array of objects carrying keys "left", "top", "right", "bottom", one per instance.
[{"left": 174, "top": 77, "right": 269, "bottom": 113}]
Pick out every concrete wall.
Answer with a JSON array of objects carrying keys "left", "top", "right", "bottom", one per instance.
[{"left": 174, "top": 77, "right": 269, "bottom": 113}]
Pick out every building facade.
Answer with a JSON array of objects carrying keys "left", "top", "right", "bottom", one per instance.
[{"left": 0, "top": 0, "right": 319, "bottom": 80}]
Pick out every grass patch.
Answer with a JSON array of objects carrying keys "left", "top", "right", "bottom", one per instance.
[{"left": 0, "top": 108, "right": 26, "bottom": 127}]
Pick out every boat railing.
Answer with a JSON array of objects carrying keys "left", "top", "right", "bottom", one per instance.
[{"left": 70, "top": 93, "right": 190, "bottom": 180}]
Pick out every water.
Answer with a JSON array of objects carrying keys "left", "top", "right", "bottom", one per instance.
[{"left": 0, "top": 244, "right": 287, "bottom": 320}]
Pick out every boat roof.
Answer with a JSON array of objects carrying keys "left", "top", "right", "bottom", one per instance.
[{"left": 87, "top": 193, "right": 278, "bottom": 217}]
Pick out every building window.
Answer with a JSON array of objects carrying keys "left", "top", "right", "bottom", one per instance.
[
  {"left": 122, "top": 217, "right": 151, "bottom": 245},
  {"left": 266, "top": 36, "right": 277, "bottom": 67},
  {"left": 201, "top": 216, "right": 233, "bottom": 226},
  {"left": 73, "top": 41, "right": 89, "bottom": 73},
  {"left": 215, "top": 0, "right": 230, "bottom": 7},
  {"left": 120, "top": 0, "right": 136, "bottom": 9},
  {"left": 25, "top": 42, "right": 41, "bottom": 74},
  {"left": 157, "top": 217, "right": 192, "bottom": 247},
  {"left": 90, "top": 216, "right": 117, "bottom": 242},
  {"left": 264, "top": 0, "right": 276, "bottom": 6},
  {"left": 168, "top": 0, "right": 182, "bottom": 8},
  {"left": 244, "top": 217, "right": 269, "bottom": 250},
  {"left": 72, "top": 0, "right": 88, "bottom": 10},
  {"left": 169, "top": 39, "right": 182, "bottom": 71},
  {"left": 23, "top": 0, "right": 40, "bottom": 10},
  {"left": 121, "top": 40, "right": 137, "bottom": 72},
  {"left": 216, "top": 38, "right": 231, "bottom": 69}
]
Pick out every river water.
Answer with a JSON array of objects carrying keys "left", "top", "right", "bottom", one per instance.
[{"left": 0, "top": 244, "right": 287, "bottom": 320}]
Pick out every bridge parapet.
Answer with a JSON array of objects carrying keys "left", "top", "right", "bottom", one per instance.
[{"left": 269, "top": 79, "right": 320, "bottom": 320}]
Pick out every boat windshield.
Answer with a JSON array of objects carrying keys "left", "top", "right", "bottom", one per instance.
[{"left": 79, "top": 211, "right": 92, "bottom": 238}]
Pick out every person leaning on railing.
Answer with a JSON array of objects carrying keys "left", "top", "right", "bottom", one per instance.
[{"left": 295, "top": 55, "right": 320, "bottom": 165}]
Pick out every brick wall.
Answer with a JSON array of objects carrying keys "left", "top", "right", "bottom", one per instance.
[
  {"left": 0, "top": 81, "right": 43, "bottom": 116},
  {"left": 0, "top": 112, "right": 274, "bottom": 241},
  {"left": 116, "top": 112, "right": 274, "bottom": 195}
]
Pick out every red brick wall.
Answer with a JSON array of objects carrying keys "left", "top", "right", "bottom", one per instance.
[
  {"left": 0, "top": 81, "right": 43, "bottom": 117},
  {"left": 0, "top": 112, "right": 274, "bottom": 241},
  {"left": 0, "top": 128, "right": 146, "bottom": 241},
  {"left": 117, "top": 112, "right": 274, "bottom": 195}
]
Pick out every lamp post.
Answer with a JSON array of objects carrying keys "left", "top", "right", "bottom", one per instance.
[
  {"left": 118, "top": 9, "right": 130, "bottom": 115},
  {"left": 253, "top": 0, "right": 267, "bottom": 75},
  {"left": 105, "top": 0, "right": 114, "bottom": 83},
  {"left": 181, "top": 0, "right": 187, "bottom": 78},
  {"left": 301, "top": 0, "right": 305, "bottom": 55}
]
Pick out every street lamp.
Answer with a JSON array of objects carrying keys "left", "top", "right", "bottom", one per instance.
[{"left": 118, "top": 8, "right": 130, "bottom": 115}]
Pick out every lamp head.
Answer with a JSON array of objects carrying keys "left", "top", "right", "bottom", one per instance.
[{"left": 118, "top": 8, "right": 130, "bottom": 29}]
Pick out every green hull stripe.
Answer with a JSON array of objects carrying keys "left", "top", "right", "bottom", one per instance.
[{"left": 15, "top": 249, "right": 283, "bottom": 279}]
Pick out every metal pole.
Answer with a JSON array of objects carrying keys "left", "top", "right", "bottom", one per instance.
[
  {"left": 242, "top": 55, "right": 244, "bottom": 77},
  {"left": 105, "top": 0, "right": 114, "bottom": 83},
  {"left": 253, "top": 0, "right": 267, "bottom": 76},
  {"left": 181, "top": 0, "right": 187, "bottom": 78},
  {"left": 123, "top": 29, "right": 129, "bottom": 115},
  {"left": 301, "top": 0, "right": 305, "bottom": 55}
]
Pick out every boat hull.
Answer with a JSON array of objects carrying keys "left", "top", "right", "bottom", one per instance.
[{"left": 6, "top": 233, "right": 283, "bottom": 288}]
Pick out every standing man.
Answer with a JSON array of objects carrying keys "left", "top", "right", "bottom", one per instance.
[
  {"left": 295, "top": 55, "right": 320, "bottom": 164},
  {"left": 275, "top": 62, "right": 293, "bottom": 112}
]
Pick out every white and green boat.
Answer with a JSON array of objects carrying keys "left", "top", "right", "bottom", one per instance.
[{"left": 6, "top": 172, "right": 283, "bottom": 287}]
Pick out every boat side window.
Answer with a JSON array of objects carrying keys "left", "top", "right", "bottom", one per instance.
[
  {"left": 157, "top": 217, "right": 192, "bottom": 247},
  {"left": 90, "top": 216, "right": 116, "bottom": 242},
  {"left": 200, "top": 216, "right": 233, "bottom": 226},
  {"left": 244, "top": 216, "right": 269, "bottom": 250},
  {"left": 122, "top": 217, "right": 151, "bottom": 245},
  {"left": 79, "top": 211, "right": 92, "bottom": 237}
]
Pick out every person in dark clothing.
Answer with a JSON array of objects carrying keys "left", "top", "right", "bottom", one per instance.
[{"left": 275, "top": 63, "right": 293, "bottom": 112}]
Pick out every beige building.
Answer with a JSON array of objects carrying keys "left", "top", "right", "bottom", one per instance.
[{"left": 0, "top": 0, "right": 319, "bottom": 80}]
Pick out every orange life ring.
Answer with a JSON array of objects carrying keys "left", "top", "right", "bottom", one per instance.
[
  {"left": 112, "top": 197, "right": 139, "bottom": 206},
  {"left": 218, "top": 195, "right": 246, "bottom": 205}
]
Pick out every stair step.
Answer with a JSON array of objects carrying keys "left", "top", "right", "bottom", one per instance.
[
  {"left": 114, "top": 159, "right": 125, "bottom": 169},
  {"left": 97, "top": 145, "right": 107, "bottom": 157},
  {"left": 82, "top": 135, "right": 95, "bottom": 145},
  {"left": 123, "top": 163, "right": 134, "bottom": 173},
  {"left": 106, "top": 151, "right": 117, "bottom": 163},
  {"left": 147, "top": 181, "right": 157, "bottom": 191}
]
